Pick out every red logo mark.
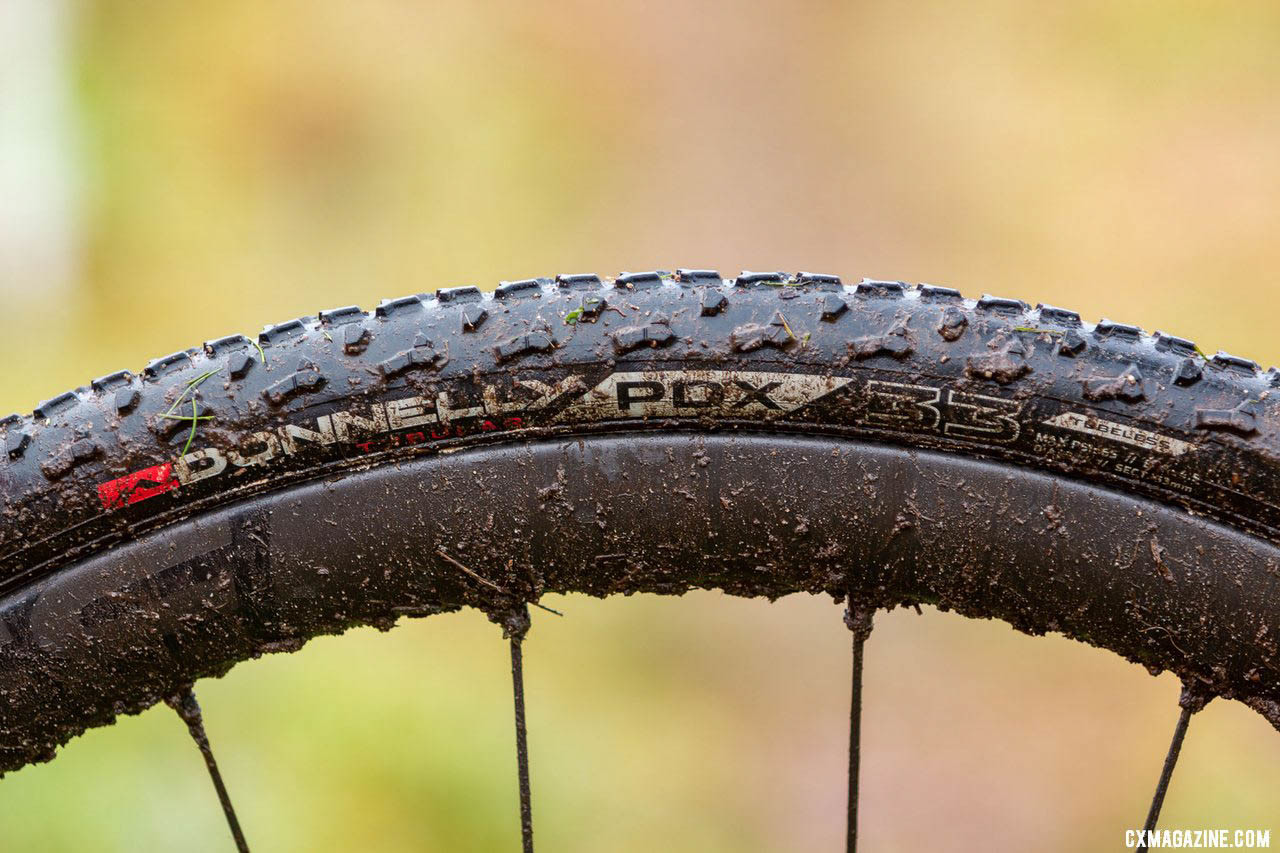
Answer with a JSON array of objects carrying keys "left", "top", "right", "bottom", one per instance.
[{"left": 98, "top": 462, "right": 179, "bottom": 510}]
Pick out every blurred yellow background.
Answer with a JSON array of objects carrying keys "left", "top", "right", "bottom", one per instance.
[{"left": 2, "top": 1, "right": 1279, "bottom": 850}]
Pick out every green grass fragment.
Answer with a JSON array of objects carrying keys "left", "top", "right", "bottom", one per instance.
[
  {"left": 162, "top": 369, "right": 220, "bottom": 418},
  {"left": 161, "top": 368, "right": 220, "bottom": 457},
  {"left": 179, "top": 399, "right": 200, "bottom": 456}
]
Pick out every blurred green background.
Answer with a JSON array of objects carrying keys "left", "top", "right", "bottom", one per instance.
[{"left": 2, "top": 1, "right": 1279, "bottom": 850}]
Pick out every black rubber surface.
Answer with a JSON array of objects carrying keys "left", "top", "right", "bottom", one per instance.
[{"left": 2, "top": 270, "right": 1279, "bottom": 771}]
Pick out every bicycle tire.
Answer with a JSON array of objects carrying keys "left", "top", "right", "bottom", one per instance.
[{"left": 2, "top": 270, "right": 1279, "bottom": 773}]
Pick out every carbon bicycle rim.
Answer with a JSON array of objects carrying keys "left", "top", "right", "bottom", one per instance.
[{"left": 3, "top": 269, "right": 1279, "bottom": 848}]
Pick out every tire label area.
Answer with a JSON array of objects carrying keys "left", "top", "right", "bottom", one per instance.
[
  {"left": 95, "top": 368, "right": 1206, "bottom": 513},
  {"left": 553, "top": 370, "right": 851, "bottom": 421},
  {"left": 1040, "top": 412, "right": 1194, "bottom": 456}
]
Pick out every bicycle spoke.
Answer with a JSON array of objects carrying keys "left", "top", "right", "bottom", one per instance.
[
  {"left": 844, "top": 600, "right": 874, "bottom": 853},
  {"left": 166, "top": 686, "right": 251, "bottom": 853},
  {"left": 508, "top": 605, "right": 535, "bottom": 853},
  {"left": 1136, "top": 687, "right": 1207, "bottom": 852}
]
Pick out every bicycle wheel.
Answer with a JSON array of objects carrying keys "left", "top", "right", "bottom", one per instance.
[{"left": 2, "top": 271, "right": 1277, "bottom": 835}]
